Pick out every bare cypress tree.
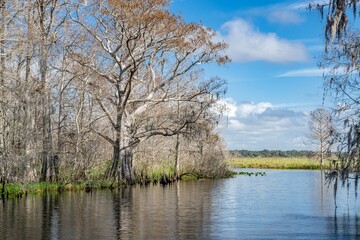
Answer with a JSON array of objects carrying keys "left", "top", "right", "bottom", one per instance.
[
  {"left": 307, "top": 108, "right": 334, "bottom": 167},
  {"left": 69, "top": 0, "right": 228, "bottom": 184},
  {"left": 32, "top": 0, "right": 70, "bottom": 181},
  {"left": 0, "top": 0, "right": 229, "bottom": 184},
  {"left": 0, "top": 0, "right": 6, "bottom": 179}
]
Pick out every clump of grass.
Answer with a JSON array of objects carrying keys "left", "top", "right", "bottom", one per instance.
[
  {"left": 180, "top": 174, "right": 198, "bottom": 181},
  {"left": 23, "top": 182, "right": 62, "bottom": 194},
  {"left": 3, "top": 183, "right": 24, "bottom": 198},
  {"left": 227, "top": 157, "right": 329, "bottom": 170},
  {"left": 135, "top": 161, "right": 176, "bottom": 185}
]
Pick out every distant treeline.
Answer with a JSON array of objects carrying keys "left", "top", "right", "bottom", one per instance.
[{"left": 228, "top": 150, "right": 316, "bottom": 158}]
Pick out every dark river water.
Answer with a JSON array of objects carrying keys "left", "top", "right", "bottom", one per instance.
[{"left": 1, "top": 169, "right": 360, "bottom": 240}]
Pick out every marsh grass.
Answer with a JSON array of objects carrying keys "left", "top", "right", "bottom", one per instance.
[
  {"left": 1, "top": 158, "right": 233, "bottom": 199},
  {"left": 0, "top": 180, "right": 116, "bottom": 199},
  {"left": 135, "top": 159, "right": 236, "bottom": 184},
  {"left": 135, "top": 162, "right": 177, "bottom": 185},
  {"left": 227, "top": 157, "right": 329, "bottom": 170},
  {"left": 0, "top": 182, "right": 60, "bottom": 199}
]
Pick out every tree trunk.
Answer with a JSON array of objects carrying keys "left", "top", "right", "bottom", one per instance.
[
  {"left": 0, "top": 0, "right": 6, "bottom": 178},
  {"left": 320, "top": 144, "right": 324, "bottom": 168},
  {"left": 38, "top": 1, "right": 56, "bottom": 182},
  {"left": 106, "top": 140, "right": 120, "bottom": 178},
  {"left": 40, "top": 93, "right": 56, "bottom": 181},
  {"left": 106, "top": 99, "right": 123, "bottom": 179},
  {"left": 174, "top": 134, "right": 180, "bottom": 179},
  {"left": 106, "top": 111, "right": 122, "bottom": 178},
  {"left": 120, "top": 146, "right": 135, "bottom": 185}
]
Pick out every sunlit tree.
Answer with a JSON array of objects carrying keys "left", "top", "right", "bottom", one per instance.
[
  {"left": 307, "top": 108, "right": 334, "bottom": 167},
  {"left": 68, "top": 0, "right": 228, "bottom": 183}
]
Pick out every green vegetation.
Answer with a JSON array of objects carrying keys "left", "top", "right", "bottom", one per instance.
[
  {"left": 227, "top": 157, "right": 329, "bottom": 170},
  {"left": 228, "top": 150, "right": 315, "bottom": 158},
  {"left": 1, "top": 162, "right": 233, "bottom": 199},
  {"left": 0, "top": 156, "right": 327, "bottom": 199},
  {"left": 0, "top": 180, "right": 117, "bottom": 199},
  {"left": 134, "top": 160, "right": 235, "bottom": 185},
  {"left": 134, "top": 162, "right": 176, "bottom": 185}
]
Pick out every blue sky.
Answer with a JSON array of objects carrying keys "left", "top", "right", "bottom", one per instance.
[{"left": 170, "top": 0, "right": 329, "bottom": 150}]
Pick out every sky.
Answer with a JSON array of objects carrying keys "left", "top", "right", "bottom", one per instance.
[{"left": 169, "top": 0, "right": 330, "bottom": 151}]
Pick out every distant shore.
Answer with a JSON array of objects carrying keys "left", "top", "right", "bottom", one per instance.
[{"left": 227, "top": 157, "right": 327, "bottom": 170}]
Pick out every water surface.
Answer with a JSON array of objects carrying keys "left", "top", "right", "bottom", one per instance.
[{"left": 1, "top": 170, "right": 359, "bottom": 239}]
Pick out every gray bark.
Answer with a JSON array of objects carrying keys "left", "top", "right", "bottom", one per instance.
[
  {"left": 174, "top": 133, "right": 180, "bottom": 179},
  {"left": 38, "top": 0, "right": 56, "bottom": 182}
]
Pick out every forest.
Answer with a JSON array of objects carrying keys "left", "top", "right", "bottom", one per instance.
[
  {"left": 0, "top": 0, "right": 231, "bottom": 186},
  {"left": 228, "top": 150, "right": 316, "bottom": 158}
]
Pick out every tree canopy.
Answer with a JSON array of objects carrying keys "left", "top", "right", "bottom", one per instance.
[{"left": 0, "top": 0, "right": 229, "bottom": 185}]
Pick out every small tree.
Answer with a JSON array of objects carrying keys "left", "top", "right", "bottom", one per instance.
[{"left": 308, "top": 108, "right": 334, "bottom": 167}]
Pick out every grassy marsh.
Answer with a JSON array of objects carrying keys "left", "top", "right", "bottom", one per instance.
[{"left": 227, "top": 157, "right": 328, "bottom": 170}]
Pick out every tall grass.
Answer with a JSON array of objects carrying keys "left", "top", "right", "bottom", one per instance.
[
  {"left": 227, "top": 157, "right": 328, "bottom": 170},
  {"left": 0, "top": 180, "right": 115, "bottom": 199},
  {"left": 135, "top": 161, "right": 177, "bottom": 185},
  {"left": 0, "top": 182, "right": 62, "bottom": 199}
]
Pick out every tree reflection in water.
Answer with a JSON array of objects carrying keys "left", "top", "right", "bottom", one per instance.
[{"left": 1, "top": 170, "right": 360, "bottom": 239}]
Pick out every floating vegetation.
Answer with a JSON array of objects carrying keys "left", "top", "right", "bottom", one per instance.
[{"left": 237, "top": 170, "right": 266, "bottom": 176}]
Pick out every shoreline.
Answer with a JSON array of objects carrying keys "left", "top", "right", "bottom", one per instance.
[
  {"left": 0, "top": 170, "right": 235, "bottom": 200},
  {"left": 227, "top": 157, "right": 328, "bottom": 170},
  {"left": 1, "top": 157, "right": 328, "bottom": 199}
]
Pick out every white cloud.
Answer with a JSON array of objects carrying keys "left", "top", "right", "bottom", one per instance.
[
  {"left": 267, "top": 10, "right": 304, "bottom": 24},
  {"left": 275, "top": 67, "right": 348, "bottom": 78},
  {"left": 276, "top": 68, "right": 325, "bottom": 77},
  {"left": 237, "top": 102, "right": 273, "bottom": 118},
  {"left": 217, "top": 19, "right": 309, "bottom": 63},
  {"left": 289, "top": 1, "right": 328, "bottom": 10},
  {"left": 217, "top": 100, "right": 310, "bottom": 150},
  {"left": 241, "top": 1, "right": 327, "bottom": 25},
  {"left": 217, "top": 98, "right": 237, "bottom": 117},
  {"left": 244, "top": 2, "right": 308, "bottom": 25},
  {"left": 228, "top": 119, "right": 246, "bottom": 130}
]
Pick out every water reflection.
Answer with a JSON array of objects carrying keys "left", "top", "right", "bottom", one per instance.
[
  {"left": 111, "top": 182, "right": 214, "bottom": 239},
  {"left": 1, "top": 170, "right": 360, "bottom": 240},
  {"left": 41, "top": 194, "right": 60, "bottom": 240}
]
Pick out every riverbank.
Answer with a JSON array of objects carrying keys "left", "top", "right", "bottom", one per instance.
[
  {"left": 0, "top": 167, "right": 235, "bottom": 199},
  {"left": 227, "top": 157, "right": 327, "bottom": 170},
  {"left": 4, "top": 157, "right": 324, "bottom": 199}
]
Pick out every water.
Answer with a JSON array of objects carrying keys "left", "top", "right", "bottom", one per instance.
[{"left": 1, "top": 170, "right": 360, "bottom": 240}]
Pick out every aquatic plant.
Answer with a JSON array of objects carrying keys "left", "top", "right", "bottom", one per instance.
[{"left": 237, "top": 170, "right": 266, "bottom": 176}]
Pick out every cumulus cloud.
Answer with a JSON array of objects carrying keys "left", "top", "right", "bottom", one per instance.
[
  {"left": 218, "top": 100, "right": 309, "bottom": 150},
  {"left": 217, "top": 98, "right": 237, "bottom": 118},
  {"left": 237, "top": 102, "right": 273, "bottom": 118},
  {"left": 217, "top": 19, "right": 309, "bottom": 63}
]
